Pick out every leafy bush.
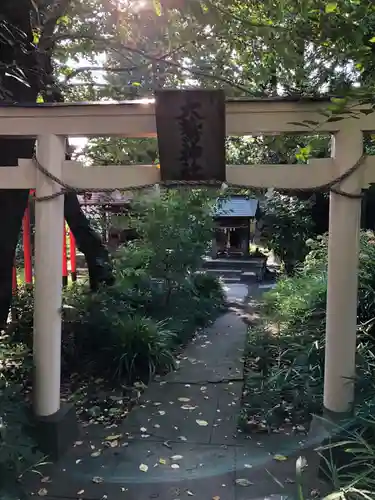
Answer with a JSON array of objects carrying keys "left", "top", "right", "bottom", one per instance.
[
  {"left": 242, "top": 231, "right": 375, "bottom": 433},
  {"left": 129, "top": 189, "right": 215, "bottom": 296},
  {"left": 62, "top": 296, "right": 176, "bottom": 382},
  {"left": 10, "top": 190, "right": 225, "bottom": 385},
  {"left": 264, "top": 231, "right": 375, "bottom": 328},
  {"left": 261, "top": 191, "right": 315, "bottom": 273}
]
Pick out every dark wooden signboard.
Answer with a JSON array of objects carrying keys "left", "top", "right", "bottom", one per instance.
[{"left": 155, "top": 89, "right": 226, "bottom": 182}]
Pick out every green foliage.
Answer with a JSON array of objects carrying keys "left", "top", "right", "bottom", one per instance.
[
  {"left": 242, "top": 231, "right": 375, "bottom": 435},
  {"left": 130, "top": 190, "right": 215, "bottom": 288},
  {"left": 86, "top": 138, "right": 159, "bottom": 166},
  {"left": 11, "top": 191, "right": 224, "bottom": 384},
  {"left": 61, "top": 284, "right": 176, "bottom": 381},
  {"left": 316, "top": 416, "right": 375, "bottom": 498},
  {"left": 261, "top": 191, "right": 315, "bottom": 273}
]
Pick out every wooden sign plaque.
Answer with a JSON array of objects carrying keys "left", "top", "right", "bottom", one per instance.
[{"left": 155, "top": 89, "right": 226, "bottom": 182}]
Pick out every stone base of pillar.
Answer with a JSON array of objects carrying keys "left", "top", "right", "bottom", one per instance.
[
  {"left": 309, "top": 410, "right": 374, "bottom": 485},
  {"left": 33, "top": 403, "right": 78, "bottom": 460}
]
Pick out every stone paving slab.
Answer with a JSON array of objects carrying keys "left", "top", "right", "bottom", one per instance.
[
  {"left": 25, "top": 442, "right": 236, "bottom": 500},
  {"left": 210, "top": 381, "right": 243, "bottom": 445},
  {"left": 25, "top": 440, "right": 323, "bottom": 500},
  {"left": 123, "top": 383, "right": 220, "bottom": 443},
  {"left": 164, "top": 312, "right": 246, "bottom": 383}
]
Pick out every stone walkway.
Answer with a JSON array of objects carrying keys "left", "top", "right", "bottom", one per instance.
[{"left": 23, "top": 290, "right": 325, "bottom": 500}]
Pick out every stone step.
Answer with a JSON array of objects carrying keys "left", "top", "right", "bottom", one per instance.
[{"left": 203, "top": 259, "right": 266, "bottom": 271}]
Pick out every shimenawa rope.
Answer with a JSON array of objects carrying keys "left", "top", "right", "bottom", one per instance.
[{"left": 30, "top": 153, "right": 366, "bottom": 202}]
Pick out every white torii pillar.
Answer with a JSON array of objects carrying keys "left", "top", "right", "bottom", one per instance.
[
  {"left": 323, "top": 126, "right": 363, "bottom": 416},
  {"left": 30, "top": 136, "right": 161, "bottom": 456},
  {"left": 33, "top": 135, "right": 65, "bottom": 417}
]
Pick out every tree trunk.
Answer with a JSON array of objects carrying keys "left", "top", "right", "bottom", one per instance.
[
  {"left": 64, "top": 193, "right": 114, "bottom": 290},
  {"left": 0, "top": 0, "right": 114, "bottom": 328}
]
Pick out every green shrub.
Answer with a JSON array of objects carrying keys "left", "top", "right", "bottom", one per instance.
[
  {"left": 263, "top": 231, "right": 375, "bottom": 330},
  {"left": 11, "top": 269, "right": 224, "bottom": 385},
  {"left": 110, "top": 316, "right": 175, "bottom": 380},
  {"left": 242, "top": 230, "right": 375, "bottom": 434},
  {"left": 60, "top": 282, "right": 176, "bottom": 382},
  {"left": 261, "top": 191, "right": 315, "bottom": 273},
  {"left": 10, "top": 189, "right": 225, "bottom": 384}
]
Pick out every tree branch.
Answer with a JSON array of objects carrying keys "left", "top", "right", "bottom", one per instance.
[
  {"left": 207, "top": 2, "right": 288, "bottom": 34},
  {"left": 63, "top": 43, "right": 188, "bottom": 82},
  {"left": 54, "top": 34, "right": 252, "bottom": 94},
  {"left": 37, "top": 0, "right": 72, "bottom": 101}
]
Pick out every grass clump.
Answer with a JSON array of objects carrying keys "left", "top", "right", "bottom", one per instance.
[{"left": 241, "top": 232, "right": 375, "bottom": 434}]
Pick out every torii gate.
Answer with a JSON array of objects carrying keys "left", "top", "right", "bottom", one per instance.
[{"left": 0, "top": 91, "right": 372, "bottom": 456}]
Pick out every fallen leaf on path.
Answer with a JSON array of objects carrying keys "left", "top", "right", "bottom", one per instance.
[
  {"left": 154, "top": 424, "right": 160, "bottom": 429},
  {"left": 91, "top": 450, "right": 102, "bottom": 457},
  {"left": 159, "top": 458, "right": 167, "bottom": 465},
  {"left": 140, "top": 427, "right": 147, "bottom": 432},
  {"left": 77, "top": 490, "right": 85, "bottom": 496},
  {"left": 244, "top": 464, "right": 253, "bottom": 469},
  {"left": 235, "top": 479, "right": 254, "bottom": 487},
  {"left": 75, "top": 459, "right": 82, "bottom": 464},
  {"left": 212, "top": 496, "right": 220, "bottom": 500},
  {"left": 158, "top": 410, "right": 166, "bottom": 416},
  {"left": 178, "top": 436, "right": 187, "bottom": 441},
  {"left": 92, "top": 477, "right": 104, "bottom": 484},
  {"left": 40, "top": 477, "right": 51, "bottom": 483},
  {"left": 196, "top": 419, "right": 208, "bottom": 426},
  {"left": 171, "top": 463, "right": 180, "bottom": 469},
  {"left": 178, "top": 397, "right": 190, "bottom": 402},
  {"left": 273, "top": 454, "right": 288, "bottom": 462},
  {"left": 186, "top": 490, "right": 194, "bottom": 496},
  {"left": 104, "top": 434, "right": 122, "bottom": 441},
  {"left": 163, "top": 440, "right": 172, "bottom": 448},
  {"left": 171, "top": 455, "right": 183, "bottom": 461},
  {"left": 37, "top": 489, "right": 48, "bottom": 496},
  {"left": 181, "top": 405, "right": 197, "bottom": 410},
  {"left": 139, "top": 464, "right": 149, "bottom": 472},
  {"left": 74, "top": 441, "right": 83, "bottom": 446}
]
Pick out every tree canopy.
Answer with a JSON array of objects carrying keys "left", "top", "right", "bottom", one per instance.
[{"left": 23, "top": 0, "right": 375, "bottom": 101}]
